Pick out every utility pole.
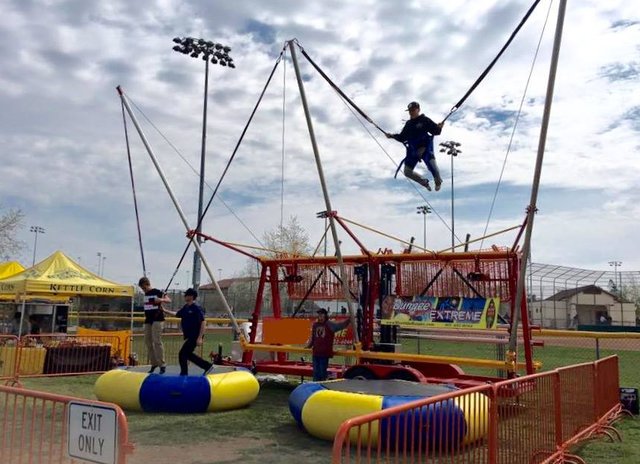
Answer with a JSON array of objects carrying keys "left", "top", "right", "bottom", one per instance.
[
  {"left": 439, "top": 141, "right": 462, "bottom": 252},
  {"left": 416, "top": 205, "right": 431, "bottom": 250},
  {"left": 171, "top": 36, "right": 234, "bottom": 289},
  {"left": 30, "top": 226, "right": 45, "bottom": 266},
  {"left": 609, "top": 261, "right": 622, "bottom": 320}
]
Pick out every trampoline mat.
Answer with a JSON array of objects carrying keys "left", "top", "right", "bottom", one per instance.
[
  {"left": 322, "top": 379, "right": 457, "bottom": 397},
  {"left": 123, "top": 364, "right": 239, "bottom": 376}
]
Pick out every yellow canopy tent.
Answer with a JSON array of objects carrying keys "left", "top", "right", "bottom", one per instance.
[
  {"left": 0, "top": 251, "right": 133, "bottom": 298},
  {"left": 0, "top": 251, "right": 134, "bottom": 338},
  {"left": 0, "top": 261, "right": 25, "bottom": 280}
]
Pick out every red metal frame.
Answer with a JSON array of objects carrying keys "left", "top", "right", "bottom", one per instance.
[{"left": 193, "top": 211, "right": 534, "bottom": 381}]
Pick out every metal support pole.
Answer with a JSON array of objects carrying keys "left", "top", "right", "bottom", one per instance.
[
  {"left": 192, "top": 59, "right": 210, "bottom": 290},
  {"left": 117, "top": 86, "right": 240, "bottom": 336},
  {"left": 451, "top": 154, "right": 455, "bottom": 252},
  {"left": 509, "top": 0, "right": 567, "bottom": 352},
  {"left": 32, "top": 233, "right": 38, "bottom": 266},
  {"left": 288, "top": 41, "right": 359, "bottom": 343},
  {"left": 18, "top": 297, "right": 26, "bottom": 338},
  {"left": 423, "top": 214, "right": 427, "bottom": 250}
]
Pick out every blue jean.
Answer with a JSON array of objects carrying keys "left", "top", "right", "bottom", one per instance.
[
  {"left": 312, "top": 356, "right": 329, "bottom": 381},
  {"left": 424, "top": 154, "right": 442, "bottom": 184},
  {"left": 404, "top": 147, "right": 442, "bottom": 185}
]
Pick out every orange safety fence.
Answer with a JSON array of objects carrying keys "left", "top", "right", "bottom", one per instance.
[
  {"left": 0, "top": 335, "right": 20, "bottom": 381},
  {"left": 332, "top": 356, "right": 622, "bottom": 464},
  {"left": 16, "top": 334, "right": 123, "bottom": 380},
  {"left": 594, "top": 356, "right": 621, "bottom": 419},
  {"left": 0, "top": 383, "right": 133, "bottom": 463},
  {"left": 131, "top": 333, "right": 193, "bottom": 367},
  {"left": 494, "top": 372, "right": 557, "bottom": 464}
]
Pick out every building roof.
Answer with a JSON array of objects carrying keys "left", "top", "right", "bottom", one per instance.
[
  {"left": 545, "top": 284, "right": 624, "bottom": 302},
  {"left": 199, "top": 277, "right": 259, "bottom": 291}
]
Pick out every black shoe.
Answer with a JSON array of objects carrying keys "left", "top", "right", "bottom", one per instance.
[
  {"left": 148, "top": 365, "right": 157, "bottom": 374},
  {"left": 159, "top": 366, "right": 166, "bottom": 374},
  {"left": 202, "top": 365, "right": 215, "bottom": 376}
]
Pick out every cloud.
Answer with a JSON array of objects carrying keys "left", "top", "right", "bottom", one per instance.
[
  {"left": 599, "top": 61, "right": 640, "bottom": 82},
  {"left": 1, "top": 0, "right": 639, "bottom": 289}
]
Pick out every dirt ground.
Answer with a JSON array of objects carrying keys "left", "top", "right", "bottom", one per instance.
[{"left": 128, "top": 438, "right": 274, "bottom": 464}]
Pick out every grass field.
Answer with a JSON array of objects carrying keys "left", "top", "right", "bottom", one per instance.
[{"left": 15, "top": 332, "right": 640, "bottom": 463}]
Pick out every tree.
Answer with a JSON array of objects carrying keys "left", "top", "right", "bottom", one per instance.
[
  {"left": 232, "top": 215, "right": 315, "bottom": 315},
  {"left": 262, "top": 215, "right": 311, "bottom": 258},
  {"left": 0, "top": 206, "right": 25, "bottom": 261}
]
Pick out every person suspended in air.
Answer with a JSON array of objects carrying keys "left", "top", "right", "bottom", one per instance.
[{"left": 386, "top": 102, "right": 444, "bottom": 191}]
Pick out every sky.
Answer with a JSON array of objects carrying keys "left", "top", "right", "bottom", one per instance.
[{"left": 0, "top": 0, "right": 638, "bottom": 290}]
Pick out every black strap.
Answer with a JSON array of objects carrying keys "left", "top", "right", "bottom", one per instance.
[
  {"left": 296, "top": 42, "right": 388, "bottom": 136},
  {"left": 121, "top": 100, "right": 147, "bottom": 277},
  {"left": 292, "top": 269, "right": 325, "bottom": 317},
  {"left": 442, "top": 0, "right": 542, "bottom": 123},
  {"left": 164, "top": 46, "right": 287, "bottom": 292}
]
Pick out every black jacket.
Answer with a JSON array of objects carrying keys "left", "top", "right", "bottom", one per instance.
[{"left": 392, "top": 115, "right": 442, "bottom": 146}]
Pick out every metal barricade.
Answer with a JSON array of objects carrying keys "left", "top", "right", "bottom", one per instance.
[
  {"left": 16, "top": 334, "right": 122, "bottom": 379},
  {"left": 494, "top": 371, "right": 558, "bottom": 464},
  {"left": 332, "top": 384, "right": 494, "bottom": 464},
  {"left": 332, "top": 357, "right": 622, "bottom": 464},
  {"left": 556, "top": 362, "right": 596, "bottom": 443},
  {"left": 0, "top": 383, "right": 133, "bottom": 463},
  {"left": 594, "top": 355, "right": 621, "bottom": 419},
  {"left": 0, "top": 335, "right": 20, "bottom": 383},
  {"left": 131, "top": 333, "right": 187, "bottom": 367}
]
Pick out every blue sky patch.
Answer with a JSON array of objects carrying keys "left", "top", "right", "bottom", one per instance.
[
  {"left": 599, "top": 62, "right": 640, "bottom": 82},
  {"left": 243, "top": 19, "right": 276, "bottom": 45}
]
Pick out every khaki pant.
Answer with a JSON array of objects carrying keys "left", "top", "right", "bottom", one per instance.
[{"left": 144, "top": 322, "right": 165, "bottom": 367}]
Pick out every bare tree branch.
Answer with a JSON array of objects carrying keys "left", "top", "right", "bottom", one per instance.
[{"left": 0, "top": 206, "right": 25, "bottom": 260}]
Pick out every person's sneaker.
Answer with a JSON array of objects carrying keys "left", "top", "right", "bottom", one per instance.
[
  {"left": 159, "top": 366, "right": 166, "bottom": 375},
  {"left": 202, "top": 365, "right": 215, "bottom": 376},
  {"left": 435, "top": 181, "right": 442, "bottom": 192},
  {"left": 423, "top": 181, "right": 432, "bottom": 191},
  {"left": 148, "top": 365, "right": 157, "bottom": 374}
]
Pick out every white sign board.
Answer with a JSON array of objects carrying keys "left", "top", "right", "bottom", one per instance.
[{"left": 67, "top": 402, "right": 118, "bottom": 464}]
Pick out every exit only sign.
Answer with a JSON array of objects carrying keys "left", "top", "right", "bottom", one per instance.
[{"left": 67, "top": 402, "right": 118, "bottom": 464}]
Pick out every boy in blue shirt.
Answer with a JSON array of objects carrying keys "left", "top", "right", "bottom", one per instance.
[{"left": 163, "top": 288, "right": 213, "bottom": 376}]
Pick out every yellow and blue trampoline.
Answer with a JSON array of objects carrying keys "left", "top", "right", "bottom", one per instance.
[
  {"left": 95, "top": 365, "right": 259, "bottom": 413},
  {"left": 289, "top": 379, "right": 488, "bottom": 446}
]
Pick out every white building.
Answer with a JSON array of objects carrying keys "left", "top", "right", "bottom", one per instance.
[{"left": 528, "top": 285, "right": 636, "bottom": 329}]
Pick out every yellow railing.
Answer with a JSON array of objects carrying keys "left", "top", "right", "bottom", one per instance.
[{"left": 240, "top": 339, "right": 537, "bottom": 372}]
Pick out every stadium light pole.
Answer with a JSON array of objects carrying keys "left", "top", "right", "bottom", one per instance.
[
  {"left": 439, "top": 141, "right": 462, "bottom": 252},
  {"left": 30, "top": 226, "right": 45, "bottom": 266},
  {"left": 416, "top": 205, "right": 431, "bottom": 250},
  {"left": 171, "top": 36, "right": 235, "bottom": 290},
  {"left": 609, "top": 260, "right": 623, "bottom": 318}
]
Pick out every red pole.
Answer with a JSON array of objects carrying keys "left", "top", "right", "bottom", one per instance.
[
  {"left": 242, "top": 265, "right": 267, "bottom": 364},
  {"left": 269, "top": 263, "right": 286, "bottom": 363},
  {"left": 334, "top": 214, "right": 371, "bottom": 256}
]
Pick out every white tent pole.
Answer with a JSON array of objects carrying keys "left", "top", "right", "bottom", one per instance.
[
  {"left": 117, "top": 86, "right": 240, "bottom": 336},
  {"left": 18, "top": 296, "right": 26, "bottom": 338},
  {"left": 288, "top": 41, "right": 359, "bottom": 343},
  {"left": 129, "top": 286, "right": 135, "bottom": 365},
  {"left": 509, "top": 0, "right": 567, "bottom": 354}
]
